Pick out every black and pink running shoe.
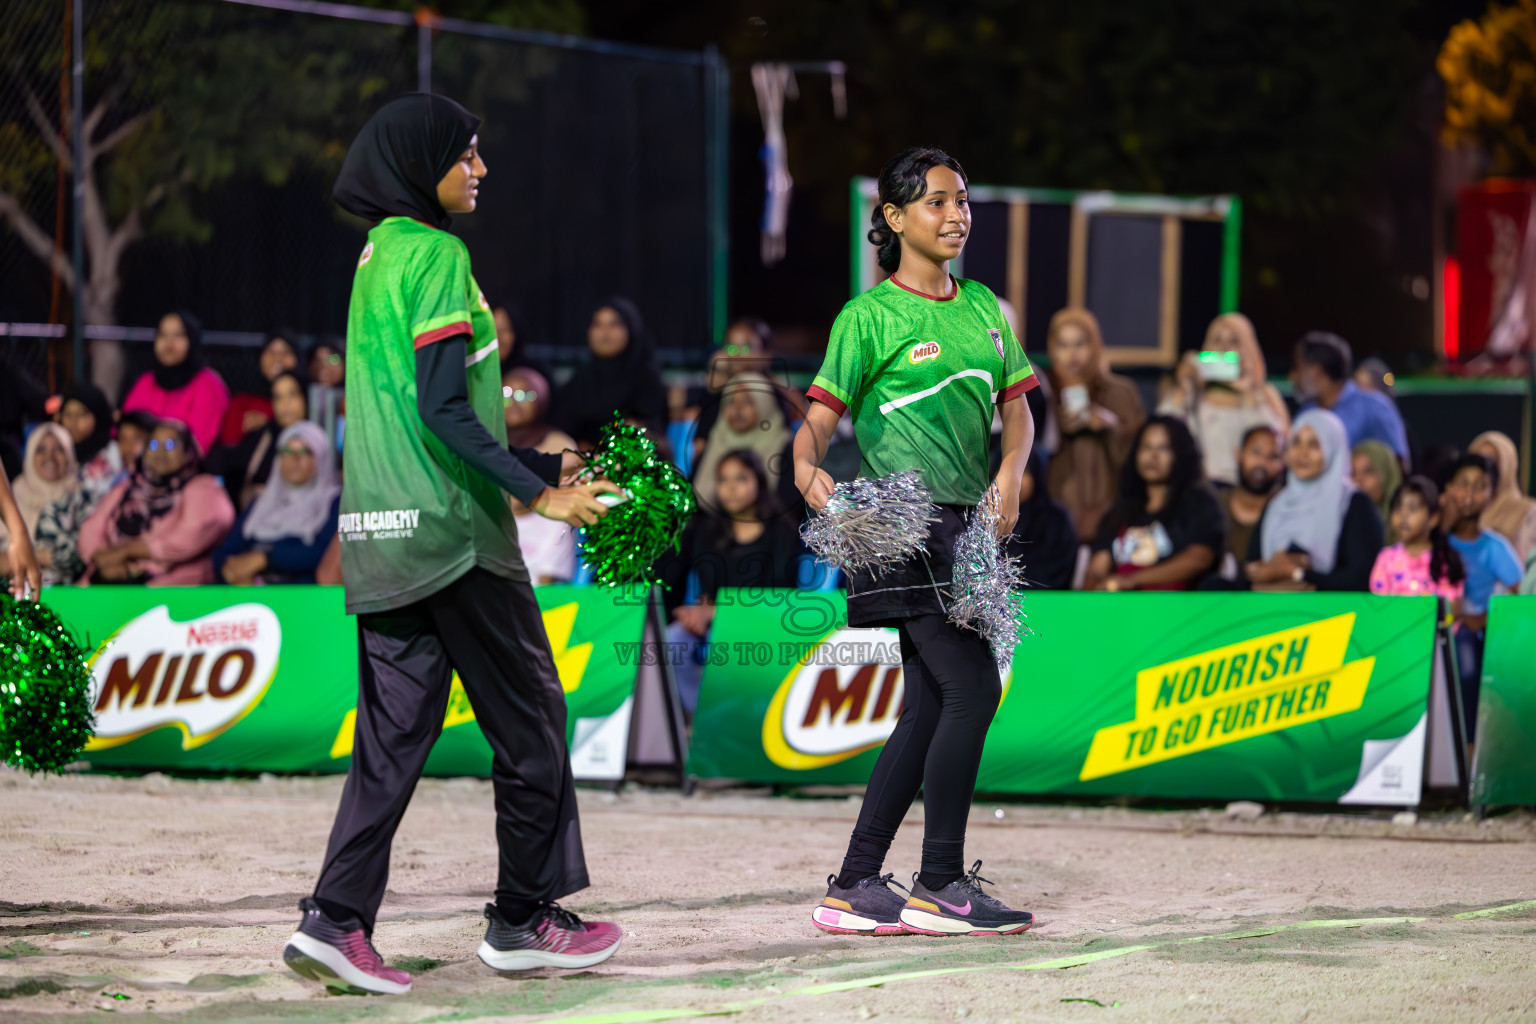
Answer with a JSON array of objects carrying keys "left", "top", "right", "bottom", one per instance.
[
  {"left": 899, "top": 861, "right": 1034, "bottom": 936},
  {"left": 282, "top": 898, "right": 413, "bottom": 995},
  {"left": 810, "top": 872, "right": 909, "bottom": 935},
  {"left": 477, "top": 902, "right": 622, "bottom": 971}
]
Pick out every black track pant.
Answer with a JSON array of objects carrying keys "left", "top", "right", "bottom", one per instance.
[
  {"left": 313, "top": 567, "right": 589, "bottom": 931},
  {"left": 839, "top": 613, "right": 1001, "bottom": 886}
]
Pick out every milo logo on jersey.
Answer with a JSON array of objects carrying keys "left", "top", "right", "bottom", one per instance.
[
  {"left": 1078, "top": 613, "right": 1374, "bottom": 780},
  {"left": 907, "top": 341, "right": 942, "bottom": 364},
  {"left": 86, "top": 604, "right": 281, "bottom": 750}
]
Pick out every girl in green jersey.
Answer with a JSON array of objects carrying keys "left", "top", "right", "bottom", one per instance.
[
  {"left": 795, "top": 147, "right": 1040, "bottom": 937},
  {"left": 283, "top": 95, "right": 625, "bottom": 996}
]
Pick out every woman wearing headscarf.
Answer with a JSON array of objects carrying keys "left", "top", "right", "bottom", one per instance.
[
  {"left": 36, "top": 410, "right": 158, "bottom": 586},
  {"left": 78, "top": 419, "right": 235, "bottom": 586},
  {"left": 1043, "top": 308, "right": 1146, "bottom": 543},
  {"left": 502, "top": 365, "right": 570, "bottom": 453},
  {"left": 1351, "top": 440, "right": 1403, "bottom": 544},
  {"left": 493, "top": 303, "right": 555, "bottom": 383},
  {"left": 1469, "top": 430, "right": 1536, "bottom": 563},
  {"left": 0, "top": 424, "right": 79, "bottom": 584},
  {"left": 56, "top": 381, "right": 124, "bottom": 504},
  {"left": 1163, "top": 312, "right": 1290, "bottom": 487},
  {"left": 690, "top": 372, "right": 794, "bottom": 515},
  {"left": 1244, "top": 408, "right": 1383, "bottom": 591},
  {"left": 551, "top": 296, "right": 668, "bottom": 447},
  {"left": 121, "top": 310, "right": 231, "bottom": 455},
  {"left": 213, "top": 420, "right": 341, "bottom": 585},
  {"left": 220, "top": 331, "right": 301, "bottom": 447},
  {"left": 209, "top": 369, "right": 310, "bottom": 512},
  {"left": 282, "top": 94, "right": 623, "bottom": 996}
]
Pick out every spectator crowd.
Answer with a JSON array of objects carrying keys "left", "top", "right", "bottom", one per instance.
[{"left": 4, "top": 300, "right": 1534, "bottom": 736}]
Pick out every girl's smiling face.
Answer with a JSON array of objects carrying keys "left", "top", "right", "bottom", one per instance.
[{"left": 885, "top": 165, "right": 970, "bottom": 269}]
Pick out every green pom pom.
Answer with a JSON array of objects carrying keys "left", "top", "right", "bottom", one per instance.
[
  {"left": 0, "top": 595, "right": 95, "bottom": 774},
  {"left": 575, "top": 415, "right": 696, "bottom": 587}
]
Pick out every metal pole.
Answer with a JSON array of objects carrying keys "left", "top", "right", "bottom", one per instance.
[
  {"left": 417, "top": 16, "right": 431, "bottom": 93},
  {"left": 704, "top": 44, "right": 728, "bottom": 344},
  {"left": 1219, "top": 195, "right": 1242, "bottom": 314},
  {"left": 70, "top": 0, "right": 85, "bottom": 377}
]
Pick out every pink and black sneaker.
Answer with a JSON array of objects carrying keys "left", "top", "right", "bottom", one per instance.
[
  {"left": 899, "top": 861, "right": 1034, "bottom": 936},
  {"left": 811, "top": 872, "right": 910, "bottom": 935},
  {"left": 283, "top": 898, "right": 413, "bottom": 995},
  {"left": 477, "top": 901, "right": 622, "bottom": 971}
]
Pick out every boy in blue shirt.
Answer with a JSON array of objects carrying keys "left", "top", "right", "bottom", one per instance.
[{"left": 1445, "top": 452, "right": 1523, "bottom": 747}]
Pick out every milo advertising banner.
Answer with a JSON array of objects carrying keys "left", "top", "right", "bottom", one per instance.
[
  {"left": 688, "top": 591, "right": 1438, "bottom": 805},
  {"left": 42, "top": 584, "right": 647, "bottom": 781},
  {"left": 1471, "top": 595, "right": 1536, "bottom": 807}
]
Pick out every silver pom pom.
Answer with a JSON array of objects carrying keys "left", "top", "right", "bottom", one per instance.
[
  {"left": 801, "top": 470, "right": 940, "bottom": 576},
  {"left": 947, "top": 484, "right": 1027, "bottom": 676}
]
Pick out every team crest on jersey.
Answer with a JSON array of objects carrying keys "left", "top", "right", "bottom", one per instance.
[
  {"left": 357, "top": 242, "right": 374, "bottom": 268},
  {"left": 478, "top": 289, "right": 491, "bottom": 312},
  {"left": 988, "top": 328, "right": 1004, "bottom": 360},
  {"left": 908, "top": 341, "right": 941, "bottom": 364}
]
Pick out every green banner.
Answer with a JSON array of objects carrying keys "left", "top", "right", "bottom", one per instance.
[
  {"left": 42, "top": 584, "right": 647, "bottom": 780},
  {"left": 688, "top": 591, "right": 1438, "bottom": 805},
  {"left": 1471, "top": 595, "right": 1536, "bottom": 806}
]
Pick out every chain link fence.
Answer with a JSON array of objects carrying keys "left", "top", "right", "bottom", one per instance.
[{"left": 1, "top": 0, "right": 724, "bottom": 398}]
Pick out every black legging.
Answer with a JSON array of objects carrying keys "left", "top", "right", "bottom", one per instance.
[{"left": 837, "top": 613, "right": 1002, "bottom": 889}]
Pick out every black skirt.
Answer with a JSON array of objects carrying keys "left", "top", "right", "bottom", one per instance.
[{"left": 844, "top": 504, "right": 974, "bottom": 628}]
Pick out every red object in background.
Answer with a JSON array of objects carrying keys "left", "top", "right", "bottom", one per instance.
[
  {"left": 1456, "top": 180, "right": 1536, "bottom": 363},
  {"left": 1443, "top": 256, "right": 1460, "bottom": 362}
]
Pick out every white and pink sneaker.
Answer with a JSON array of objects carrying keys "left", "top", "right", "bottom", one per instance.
[
  {"left": 283, "top": 898, "right": 413, "bottom": 995},
  {"left": 477, "top": 901, "right": 622, "bottom": 971}
]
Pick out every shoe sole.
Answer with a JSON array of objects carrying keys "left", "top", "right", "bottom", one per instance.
[
  {"left": 810, "top": 905, "right": 905, "bottom": 935},
  {"left": 476, "top": 936, "right": 621, "bottom": 972},
  {"left": 283, "top": 933, "right": 411, "bottom": 995},
  {"left": 899, "top": 907, "right": 1033, "bottom": 936}
]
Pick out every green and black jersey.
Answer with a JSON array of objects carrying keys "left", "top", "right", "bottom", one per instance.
[
  {"left": 808, "top": 275, "right": 1039, "bottom": 506},
  {"left": 337, "top": 216, "right": 524, "bottom": 615}
]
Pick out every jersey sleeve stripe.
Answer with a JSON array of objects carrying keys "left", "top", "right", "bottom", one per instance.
[
  {"left": 998, "top": 373, "right": 1041, "bottom": 403},
  {"left": 413, "top": 320, "right": 473, "bottom": 349},
  {"left": 806, "top": 384, "right": 848, "bottom": 416}
]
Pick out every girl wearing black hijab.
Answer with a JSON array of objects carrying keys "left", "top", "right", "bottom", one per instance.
[
  {"left": 56, "top": 381, "right": 124, "bottom": 505},
  {"left": 282, "top": 93, "right": 623, "bottom": 998},
  {"left": 120, "top": 310, "right": 231, "bottom": 455},
  {"left": 551, "top": 296, "right": 668, "bottom": 446}
]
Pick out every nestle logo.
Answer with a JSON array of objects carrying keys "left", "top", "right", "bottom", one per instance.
[
  {"left": 187, "top": 620, "right": 259, "bottom": 647},
  {"left": 908, "top": 342, "right": 941, "bottom": 363}
]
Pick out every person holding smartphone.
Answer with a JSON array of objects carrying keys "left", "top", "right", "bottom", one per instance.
[
  {"left": 1162, "top": 312, "right": 1290, "bottom": 487},
  {"left": 1043, "top": 308, "right": 1145, "bottom": 545}
]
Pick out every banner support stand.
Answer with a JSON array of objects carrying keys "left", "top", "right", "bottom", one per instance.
[{"left": 623, "top": 585, "right": 692, "bottom": 791}]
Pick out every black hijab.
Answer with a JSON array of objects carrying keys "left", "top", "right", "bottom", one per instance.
[
  {"left": 553, "top": 295, "right": 667, "bottom": 443},
  {"left": 592, "top": 295, "right": 656, "bottom": 373},
  {"left": 60, "top": 381, "right": 114, "bottom": 464},
  {"left": 333, "top": 94, "right": 482, "bottom": 229},
  {"left": 152, "top": 309, "right": 206, "bottom": 392}
]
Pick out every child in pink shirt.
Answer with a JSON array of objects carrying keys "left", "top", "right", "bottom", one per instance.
[
  {"left": 120, "top": 310, "right": 230, "bottom": 454},
  {"left": 1370, "top": 476, "right": 1464, "bottom": 603}
]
